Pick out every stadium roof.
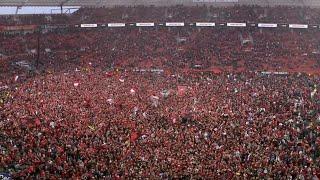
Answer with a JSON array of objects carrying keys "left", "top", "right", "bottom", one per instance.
[{"left": 0, "top": 0, "right": 320, "bottom": 7}]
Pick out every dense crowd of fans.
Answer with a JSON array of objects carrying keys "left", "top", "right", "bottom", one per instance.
[
  {"left": 0, "top": 27, "right": 319, "bottom": 75},
  {"left": 0, "top": 5, "right": 320, "bottom": 179},
  {"left": 1, "top": 69, "right": 319, "bottom": 178}
]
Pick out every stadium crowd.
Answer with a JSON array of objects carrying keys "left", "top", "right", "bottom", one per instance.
[
  {"left": 1, "top": 28, "right": 320, "bottom": 74},
  {"left": 1, "top": 69, "right": 319, "bottom": 178},
  {"left": 0, "top": 5, "right": 320, "bottom": 179}
]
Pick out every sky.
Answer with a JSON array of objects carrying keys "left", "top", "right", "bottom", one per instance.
[{"left": 0, "top": 6, "right": 80, "bottom": 15}]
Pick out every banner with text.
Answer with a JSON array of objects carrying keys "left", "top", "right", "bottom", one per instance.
[
  {"left": 196, "top": 22, "right": 216, "bottom": 27},
  {"left": 289, "top": 24, "right": 308, "bottom": 29},
  {"left": 108, "top": 23, "right": 126, "bottom": 27},
  {"left": 166, "top": 22, "right": 185, "bottom": 27},
  {"left": 80, "top": 24, "right": 98, "bottom": 28},
  {"left": 136, "top": 23, "right": 155, "bottom": 27},
  {"left": 258, "top": 23, "right": 277, "bottom": 28},
  {"left": 227, "top": 23, "right": 246, "bottom": 27}
]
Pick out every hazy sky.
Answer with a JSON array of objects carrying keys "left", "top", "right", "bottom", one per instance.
[{"left": 0, "top": 6, "right": 79, "bottom": 15}]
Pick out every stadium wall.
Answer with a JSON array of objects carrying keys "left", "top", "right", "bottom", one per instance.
[{"left": 1, "top": 0, "right": 320, "bottom": 8}]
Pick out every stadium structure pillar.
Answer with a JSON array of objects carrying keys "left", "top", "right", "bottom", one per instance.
[{"left": 15, "top": 6, "right": 20, "bottom": 15}]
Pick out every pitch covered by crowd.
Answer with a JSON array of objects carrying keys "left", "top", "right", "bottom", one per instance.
[
  {"left": 0, "top": 68, "right": 320, "bottom": 179},
  {"left": 0, "top": 4, "right": 320, "bottom": 179}
]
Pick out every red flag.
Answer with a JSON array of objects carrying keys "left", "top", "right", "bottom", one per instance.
[
  {"left": 130, "top": 132, "right": 138, "bottom": 142},
  {"left": 35, "top": 118, "right": 41, "bottom": 126},
  {"left": 177, "top": 86, "right": 187, "bottom": 96},
  {"left": 105, "top": 71, "right": 113, "bottom": 77}
]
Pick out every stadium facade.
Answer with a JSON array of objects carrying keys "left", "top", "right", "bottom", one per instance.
[{"left": 0, "top": 0, "right": 320, "bottom": 7}]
